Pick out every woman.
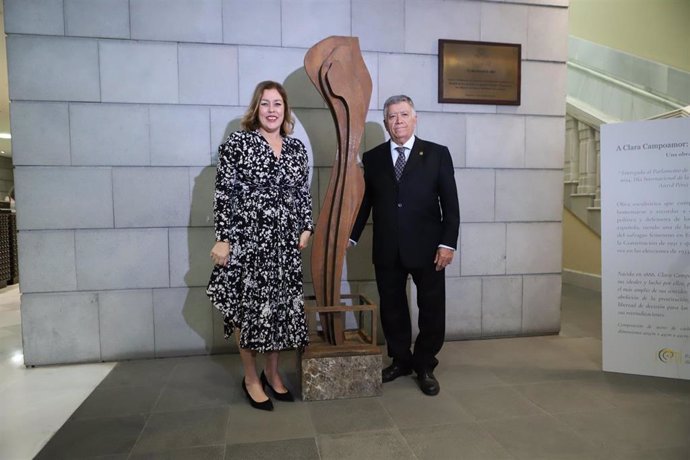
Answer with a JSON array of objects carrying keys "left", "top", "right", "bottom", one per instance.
[{"left": 207, "top": 81, "right": 313, "bottom": 411}]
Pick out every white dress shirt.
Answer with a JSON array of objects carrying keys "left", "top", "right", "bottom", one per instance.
[{"left": 390, "top": 135, "right": 416, "bottom": 165}]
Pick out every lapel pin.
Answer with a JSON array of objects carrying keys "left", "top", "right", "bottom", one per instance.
[{"left": 419, "top": 151, "right": 424, "bottom": 156}]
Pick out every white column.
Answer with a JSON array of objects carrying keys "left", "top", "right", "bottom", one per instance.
[
  {"left": 564, "top": 115, "right": 579, "bottom": 182},
  {"left": 593, "top": 130, "right": 601, "bottom": 207},
  {"left": 576, "top": 121, "right": 596, "bottom": 194}
]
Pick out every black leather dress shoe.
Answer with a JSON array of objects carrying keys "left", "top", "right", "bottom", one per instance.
[
  {"left": 382, "top": 362, "right": 412, "bottom": 383},
  {"left": 417, "top": 370, "right": 440, "bottom": 396}
]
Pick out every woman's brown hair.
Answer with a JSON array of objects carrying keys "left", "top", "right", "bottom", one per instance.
[{"left": 241, "top": 80, "right": 295, "bottom": 136}]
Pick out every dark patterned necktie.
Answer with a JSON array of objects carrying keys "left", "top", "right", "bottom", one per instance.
[{"left": 394, "top": 146, "right": 406, "bottom": 181}]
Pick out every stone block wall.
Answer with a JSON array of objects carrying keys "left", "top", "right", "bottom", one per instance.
[{"left": 5, "top": 0, "right": 568, "bottom": 365}]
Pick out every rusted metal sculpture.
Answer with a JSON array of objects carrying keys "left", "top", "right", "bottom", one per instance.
[{"left": 305, "top": 37, "right": 372, "bottom": 346}]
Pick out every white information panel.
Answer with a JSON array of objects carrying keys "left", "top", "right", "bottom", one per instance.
[{"left": 601, "top": 117, "right": 690, "bottom": 380}]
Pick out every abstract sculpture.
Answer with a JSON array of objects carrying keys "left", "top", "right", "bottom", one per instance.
[
  {"left": 305, "top": 36, "right": 372, "bottom": 346},
  {"left": 300, "top": 37, "right": 381, "bottom": 400}
]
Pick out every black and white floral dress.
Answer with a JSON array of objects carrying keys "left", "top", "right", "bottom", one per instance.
[{"left": 206, "top": 130, "right": 313, "bottom": 352}]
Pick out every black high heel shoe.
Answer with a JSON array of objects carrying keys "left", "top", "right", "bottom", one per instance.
[
  {"left": 242, "top": 378, "right": 274, "bottom": 411},
  {"left": 261, "top": 371, "right": 295, "bottom": 402}
]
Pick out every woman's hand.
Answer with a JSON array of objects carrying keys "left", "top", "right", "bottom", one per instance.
[
  {"left": 298, "top": 230, "right": 312, "bottom": 250},
  {"left": 210, "top": 241, "right": 231, "bottom": 266}
]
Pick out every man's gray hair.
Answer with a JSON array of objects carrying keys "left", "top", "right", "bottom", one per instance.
[{"left": 383, "top": 95, "right": 415, "bottom": 119}]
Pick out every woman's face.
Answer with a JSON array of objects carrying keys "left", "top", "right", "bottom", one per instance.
[{"left": 258, "top": 88, "right": 285, "bottom": 135}]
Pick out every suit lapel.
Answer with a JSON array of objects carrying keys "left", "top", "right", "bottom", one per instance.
[{"left": 376, "top": 140, "right": 396, "bottom": 182}]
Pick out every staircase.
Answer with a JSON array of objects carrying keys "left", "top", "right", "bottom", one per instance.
[
  {"left": 564, "top": 99, "right": 690, "bottom": 236},
  {"left": 563, "top": 98, "right": 614, "bottom": 236},
  {"left": 564, "top": 37, "right": 690, "bottom": 235}
]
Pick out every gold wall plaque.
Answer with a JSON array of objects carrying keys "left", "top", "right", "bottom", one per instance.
[{"left": 438, "top": 39, "right": 521, "bottom": 105}]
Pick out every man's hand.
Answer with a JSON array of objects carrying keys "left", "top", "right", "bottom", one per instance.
[{"left": 434, "top": 247, "right": 454, "bottom": 271}]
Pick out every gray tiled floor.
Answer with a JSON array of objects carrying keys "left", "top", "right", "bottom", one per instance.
[{"left": 35, "top": 284, "right": 690, "bottom": 459}]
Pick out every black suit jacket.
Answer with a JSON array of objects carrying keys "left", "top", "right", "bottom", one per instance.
[{"left": 350, "top": 137, "right": 460, "bottom": 268}]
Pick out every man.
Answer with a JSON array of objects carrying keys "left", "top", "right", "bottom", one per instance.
[{"left": 350, "top": 95, "right": 460, "bottom": 396}]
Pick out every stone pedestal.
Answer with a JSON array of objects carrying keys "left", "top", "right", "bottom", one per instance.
[
  {"left": 301, "top": 353, "right": 382, "bottom": 401},
  {"left": 300, "top": 293, "right": 382, "bottom": 400}
]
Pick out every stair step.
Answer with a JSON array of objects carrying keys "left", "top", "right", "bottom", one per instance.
[
  {"left": 587, "top": 207, "right": 601, "bottom": 235},
  {"left": 563, "top": 182, "right": 579, "bottom": 208},
  {"left": 569, "top": 194, "right": 595, "bottom": 224}
]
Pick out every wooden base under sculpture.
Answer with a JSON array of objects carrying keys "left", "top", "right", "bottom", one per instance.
[{"left": 300, "top": 294, "right": 382, "bottom": 401}]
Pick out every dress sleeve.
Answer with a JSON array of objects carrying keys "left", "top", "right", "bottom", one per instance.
[
  {"left": 295, "top": 139, "right": 314, "bottom": 233},
  {"left": 213, "top": 135, "right": 238, "bottom": 242}
]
